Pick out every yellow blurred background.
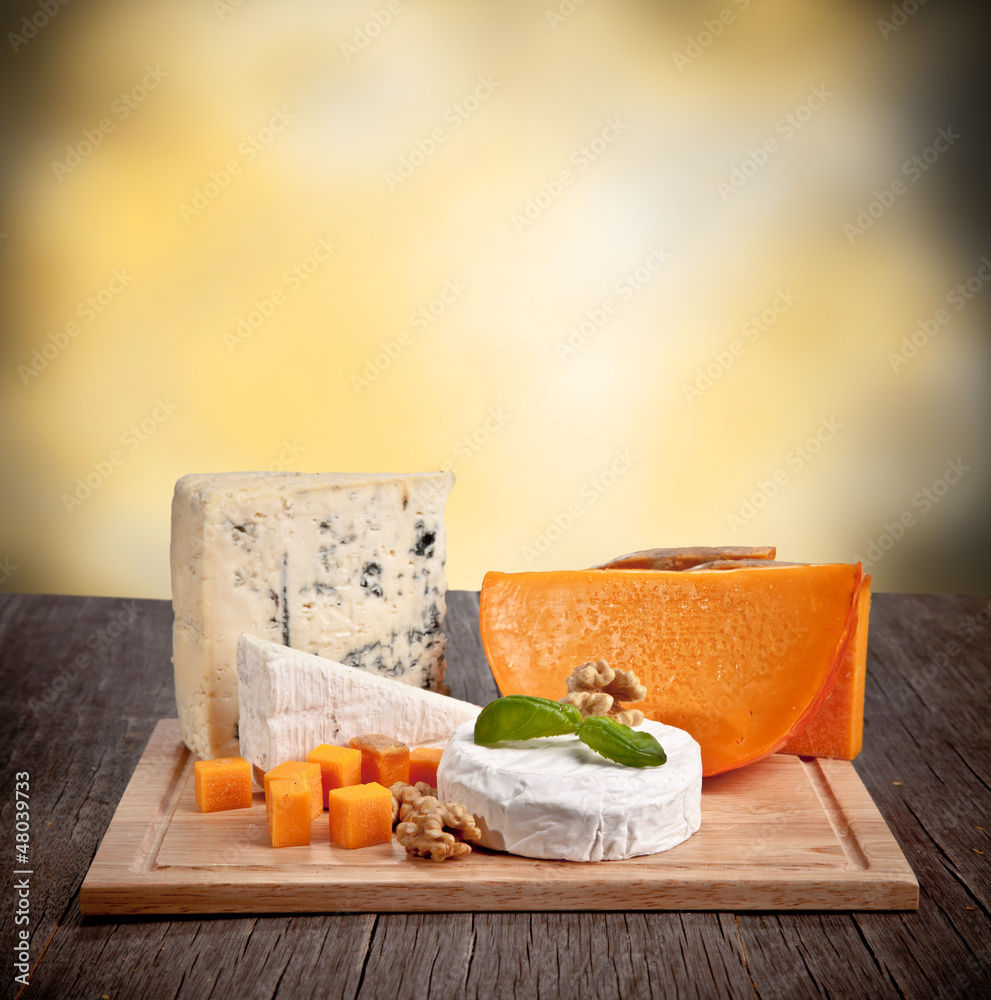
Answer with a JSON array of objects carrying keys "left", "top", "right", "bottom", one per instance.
[{"left": 1, "top": 0, "right": 989, "bottom": 598}]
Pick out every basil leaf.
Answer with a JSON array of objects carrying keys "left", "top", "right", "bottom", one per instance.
[
  {"left": 576, "top": 716, "right": 667, "bottom": 768},
  {"left": 474, "top": 696, "right": 582, "bottom": 745}
]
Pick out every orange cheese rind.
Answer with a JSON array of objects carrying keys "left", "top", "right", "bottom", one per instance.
[
  {"left": 749, "top": 562, "right": 864, "bottom": 771},
  {"left": 781, "top": 571, "right": 871, "bottom": 759}
]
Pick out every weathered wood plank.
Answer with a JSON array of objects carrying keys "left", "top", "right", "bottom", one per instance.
[
  {"left": 0, "top": 595, "right": 176, "bottom": 1000},
  {"left": 847, "top": 593, "right": 991, "bottom": 1000},
  {"left": 270, "top": 914, "right": 377, "bottom": 1000},
  {"left": 733, "top": 911, "right": 905, "bottom": 1000},
  {"left": 353, "top": 913, "right": 476, "bottom": 999}
]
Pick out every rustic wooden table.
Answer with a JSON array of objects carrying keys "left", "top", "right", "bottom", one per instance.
[{"left": 1, "top": 591, "right": 988, "bottom": 1000}]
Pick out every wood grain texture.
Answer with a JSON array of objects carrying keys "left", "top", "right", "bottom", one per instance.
[{"left": 1, "top": 590, "right": 989, "bottom": 999}]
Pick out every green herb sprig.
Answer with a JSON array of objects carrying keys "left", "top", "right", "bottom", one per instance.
[{"left": 473, "top": 695, "right": 666, "bottom": 768}]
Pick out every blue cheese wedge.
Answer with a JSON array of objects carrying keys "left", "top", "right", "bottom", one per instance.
[
  {"left": 437, "top": 719, "right": 702, "bottom": 861},
  {"left": 171, "top": 470, "right": 454, "bottom": 758},
  {"left": 236, "top": 634, "right": 481, "bottom": 771}
]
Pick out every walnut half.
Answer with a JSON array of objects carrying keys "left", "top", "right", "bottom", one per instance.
[
  {"left": 394, "top": 794, "right": 482, "bottom": 862},
  {"left": 389, "top": 781, "right": 436, "bottom": 827},
  {"left": 559, "top": 659, "right": 647, "bottom": 727}
]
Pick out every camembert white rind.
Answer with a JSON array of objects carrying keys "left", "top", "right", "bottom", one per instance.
[
  {"left": 172, "top": 470, "right": 454, "bottom": 758},
  {"left": 237, "top": 634, "right": 481, "bottom": 772},
  {"left": 437, "top": 719, "right": 702, "bottom": 862}
]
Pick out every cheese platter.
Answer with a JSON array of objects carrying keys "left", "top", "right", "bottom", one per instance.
[
  {"left": 80, "top": 472, "right": 918, "bottom": 916},
  {"left": 79, "top": 718, "right": 918, "bottom": 915}
]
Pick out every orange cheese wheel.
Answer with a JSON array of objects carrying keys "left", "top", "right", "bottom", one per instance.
[{"left": 479, "top": 563, "right": 862, "bottom": 776}]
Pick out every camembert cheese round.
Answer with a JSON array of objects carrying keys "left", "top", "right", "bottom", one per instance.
[{"left": 437, "top": 719, "right": 702, "bottom": 862}]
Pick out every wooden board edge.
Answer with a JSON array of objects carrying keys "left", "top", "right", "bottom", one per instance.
[
  {"left": 77, "top": 869, "right": 922, "bottom": 915},
  {"left": 80, "top": 720, "right": 192, "bottom": 915},
  {"left": 810, "top": 758, "right": 919, "bottom": 908}
]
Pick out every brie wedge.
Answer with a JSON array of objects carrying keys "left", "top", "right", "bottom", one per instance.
[
  {"left": 236, "top": 634, "right": 481, "bottom": 772},
  {"left": 437, "top": 719, "right": 702, "bottom": 861}
]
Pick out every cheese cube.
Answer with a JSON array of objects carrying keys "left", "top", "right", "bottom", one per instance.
[
  {"left": 266, "top": 778, "right": 312, "bottom": 848},
  {"left": 409, "top": 747, "right": 445, "bottom": 788},
  {"left": 349, "top": 734, "right": 410, "bottom": 786},
  {"left": 171, "top": 470, "right": 455, "bottom": 758},
  {"left": 307, "top": 744, "right": 361, "bottom": 808},
  {"left": 263, "top": 761, "right": 322, "bottom": 819},
  {"left": 327, "top": 782, "right": 393, "bottom": 849},
  {"left": 193, "top": 757, "right": 253, "bottom": 812}
]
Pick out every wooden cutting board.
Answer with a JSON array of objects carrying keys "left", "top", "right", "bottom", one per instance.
[{"left": 80, "top": 719, "right": 918, "bottom": 915}]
